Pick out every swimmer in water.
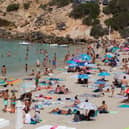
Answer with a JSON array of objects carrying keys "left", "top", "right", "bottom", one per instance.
[{"left": 7, "top": 51, "right": 11, "bottom": 57}]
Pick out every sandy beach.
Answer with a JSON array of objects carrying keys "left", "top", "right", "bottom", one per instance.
[{"left": 0, "top": 42, "right": 129, "bottom": 129}]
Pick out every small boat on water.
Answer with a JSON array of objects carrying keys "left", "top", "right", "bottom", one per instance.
[
  {"left": 19, "top": 41, "right": 30, "bottom": 45},
  {"left": 49, "top": 44, "right": 58, "bottom": 47}
]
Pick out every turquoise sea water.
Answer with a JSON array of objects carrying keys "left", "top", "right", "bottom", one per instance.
[{"left": 0, "top": 39, "right": 82, "bottom": 76}]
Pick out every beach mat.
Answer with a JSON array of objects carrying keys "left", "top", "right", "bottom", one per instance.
[
  {"left": 57, "top": 68, "right": 67, "bottom": 71},
  {"left": 118, "top": 104, "right": 129, "bottom": 108},
  {"left": 35, "top": 125, "right": 76, "bottom": 129},
  {"left": 109, "top": 111, "right": 119, "bottom": 114}
]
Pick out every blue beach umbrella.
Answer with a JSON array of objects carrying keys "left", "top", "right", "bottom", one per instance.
[
  {"left": 98, "top": 72, "right": 110, "bottom": 76},
  {"left": 66, "top": 60, "right": 76, "bottom": 64},
  {"left": 111, "top": 47, "right": 120, "bottom": 53},
  {"left": 80, "top": 54, "right": 92, "bottom": 61},
  {"left": 95, "top": 81, "right": 106, "bottom": 84},
  {"left": 104, "top": 54, "right": 113, "bottom": 58},
  {"left": 78, "top": 74, "right": 89, "bottom": 79},
  {"left": 84, "top": 63, "right": 96, "bottom": 67},
  {"left": 77, "top": 54, "right": 91, "bottom": 61}
]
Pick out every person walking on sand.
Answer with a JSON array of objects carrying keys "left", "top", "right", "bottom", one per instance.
[
  {"left": 3, "top": 89, "right": 9, "bottom": 112},
  {"left": 35, "top": 71, "right": 40, "bottom": 90}
]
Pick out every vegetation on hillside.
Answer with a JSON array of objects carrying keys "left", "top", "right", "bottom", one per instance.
[
  {"left": 23, "top": 2, "right": 30, "bottom": 10},
  {"left": 90, "top": 24, "right": 108, "bottom": 38},
  {"left": 0, "top": 18, "right": 14, "bottom": 27},
  {"left": 6, "top": 3, "right": 19, "bottom": 12},
  {"left": 103, "top": 0, "right": 129, "bottom": 38},
  {"left": 49, "top": 0, "right": 73, "bottom": 8}
]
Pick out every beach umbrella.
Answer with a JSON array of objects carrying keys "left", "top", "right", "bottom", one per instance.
[
  {"left": 80, "top": 54, "right": 92, "bottom": 61},
  {"left": 84, "top": 63, "right": 96, "bottom": 67},
  {"left": 98, "top": 72, "right": 110, "bottom": 76},
  {"left": 122, "top": 48, "right": 129, "bottom": 51},
  {"left": 78, "top": 102, "right": 97, "bottom": 110},
  {"left": 66, "top": 60, "right": 76, "bottom": 64},
  {"left": 0, "top": 79, "right": 7, "bottom": 86},
  {"left": 69, "top": 63, "right": 78, "bottom": 67},
  {"left": 104, "top": 53, "right": 114, "bottom": 58},
  {"left": 111, "top": 47, "right": 120, "bottom": 53},
  {"left": 78, "top": 74, "right": 89, "bottom": 79},
  {"left": 95, "top": 80, "right": 106, "bottom": 84}
]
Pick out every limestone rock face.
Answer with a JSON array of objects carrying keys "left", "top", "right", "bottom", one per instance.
[{"left": 0, "top": 0, "right": 121, "bottom": 41}]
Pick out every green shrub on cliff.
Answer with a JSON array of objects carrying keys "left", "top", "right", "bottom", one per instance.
[
  {"left": 90, "top": 24, "right": 108, "bottom": 38},
  {"left": 70, "top": 2, "right": 100, "bottom": 19},
  {"left": 49, "top": 0, "right": 72, "bottom": 8},
  {"left": 0, "top": 18, "right": 13, "bottom": 27},
  {"left": 83, "top": 16, "right": 100, "bottom": 26},
  {"left": 24, "top": 3, "right": 30, "bottom": 10},
  {"left": 7, "top": 3, "right": 19, "bottom": 12},
  {"left": 103, "top": 0, "right": 129, "bottom": 38}
]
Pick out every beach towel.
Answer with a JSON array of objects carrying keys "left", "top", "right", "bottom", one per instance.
[
  {"left": 109, "top": 111, "right": 119, "bottom": 114},
  {"left": 35, "top": 125, "right": 76, "bottom": 129},
  {"left": 118, "top": 104, "right": 129, "bottom": 108}
]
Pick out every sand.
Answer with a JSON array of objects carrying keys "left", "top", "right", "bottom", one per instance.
[{"left": 0, "top": 46, "right": 129, "bottom": 129}]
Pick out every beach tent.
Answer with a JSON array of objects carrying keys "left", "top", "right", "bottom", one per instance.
[
  {"left": 0, "top": 118, "right": 10, "bottom": 128},
  {"left": 35, "top": 125, "right": 76, "bottom": 129}
]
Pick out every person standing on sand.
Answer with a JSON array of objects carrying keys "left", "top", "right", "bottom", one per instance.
[
  {"left": 10, "top": 92, "right": 16, "bottom": 113},
  {"left": 120, "top": 76, "right": 128, "bottom": 95},
  {"left": 3, "top": 89, "right": 9, "bottom": 112},
  {"left": 1, "top": 65, "right": 7, "bottom": 76},
  {"left": 35, "top": 71, "right": 40, "bottom": 89}
]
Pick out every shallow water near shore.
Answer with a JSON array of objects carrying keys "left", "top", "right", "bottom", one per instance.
[{"left": 0, "top": 39, "right": 86, "bottom": 77}]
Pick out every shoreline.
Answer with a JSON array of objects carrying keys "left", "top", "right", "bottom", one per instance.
[{"left": 0, "top": 29, "right": 94, "bottom": 45}]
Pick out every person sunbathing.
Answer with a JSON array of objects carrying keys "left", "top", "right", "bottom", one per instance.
[
  {"left": 98, "top": 100, "right": 109, "bottom": 113},
  {"left": 73, "top": 95, "right": 80, "bottom": 107},
  {"left": 50, "top": 108, "right": 72, "bottom": 115}
]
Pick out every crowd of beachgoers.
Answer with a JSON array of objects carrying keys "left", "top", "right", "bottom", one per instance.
[{"left": 1, "top": 38, "right": 129, "bottom": 129}]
